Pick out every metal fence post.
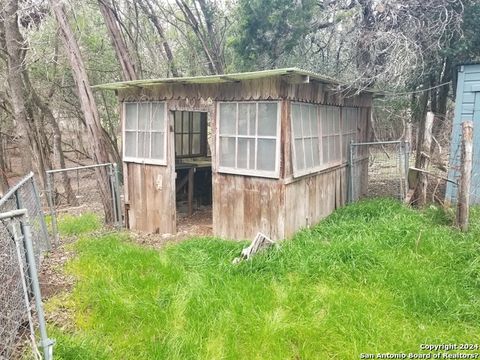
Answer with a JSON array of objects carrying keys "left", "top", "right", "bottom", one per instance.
[
  {"left": 113, "top": 163, "right": 123, "bottom": 228},
  {"left": 45, "top": 172, "right": 59, "bottom": 246},
  {"left": 108, "top": 164, "right": 119, "bottom": 227},
  {"left": 348, "top": 140, "right": 354, "bottom": 203},
  {"left": 22, "top": 214, "right": 55, "bottom": 360},
  {"left": 403, "top": 141, "right": 410, "bottom": 200},
  {"left": 31, "top": 177, "right": 52, "bottom": 251}
]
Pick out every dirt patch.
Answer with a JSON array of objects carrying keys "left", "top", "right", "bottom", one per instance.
[{"left": 130, "top": 207, "right": 213, "bottom": 249}]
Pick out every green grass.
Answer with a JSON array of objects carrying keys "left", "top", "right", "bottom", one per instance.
[
  {"left": 57, "top": 212, "right": 101, "bottom": 236},
  {"left": 48, "top": 199, "right": 480, "bottom": 359}
]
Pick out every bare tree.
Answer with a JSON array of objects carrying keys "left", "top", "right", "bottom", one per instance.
[
  {"left": 98, "top": 0, "right": 138, "bottom": 81},
  {"left": 138, "top": 0, "right": 178, "bottom": 77},
  {"left": 49, "top": 0, "right": 114, "bottom": 223}
]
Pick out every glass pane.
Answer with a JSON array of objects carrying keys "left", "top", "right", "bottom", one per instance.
[
  {"left": 219, "top": 137, "right": 236, "bottom": 168},
  {"left": 125, "top": 131, "right": 136, "bottom": 157},
  {"left": 237, "top": 138, "right": 254, "bottom": 169},
  {"left": 292, "top": 104, "right": 302, "bottom": 138},
  {"left": 151, "top": 103, "right": 165, "bottom": 131},
  {"left": 324, "top": 109, "right": 332, "bottom": 135},
  {"left": 138, "top": 103, "right": 150, "bottom": 131},
  {"left": 294, "top": 139, "right": 305, "bottom": 171},
  {"left": 312, "top": 138, "right": 320, "bottom": 166},
  {"left": 182, "top": 134, "right": 189, "bottom": 155},
  {"left": 192, "top": 112, "right": 201, "bottom": 132},
  {"left": 319, "top": 107, "right": 327, "bottom": 135},
  {"left": 151, "top": 132, "right": 164, "bottom": 160},
  {"left": 310, "top": 105, "right": 318, "bottom": 135},
  {"left": 257, "top": 103, "right": 277, "bottom": 136},
  {"left": 322, "top": 138, "right": 329, "bottom": 164},
  {"left": 333, "top": 108, "right": 341, "bottom": 133},
  {"left": 301, "top": 105, "right": 310, "bottom": 137},
  {"left": 192, "top": 134, "right": 201, "bottom": 155},
  {"left": 239, "top": 104, "right": 254, "bottom": 135},
  {"left": 219, "top": 103, "right": 237, "bottom": 135},
  {"left": 175, "top": 134, "right": 182, "bottom": 156},
  {"left": 125, "top": 103, "right": 137, "bottom": 130},
  {"left": 257, "top": 139, "right": 276, "bottom": 171},
  {"left": 304, "top": 138, "right": 313, "bottom": 169},
  {"left": 138, "top": 131, "right": 150, "bottom": 158},
  {"left": 248, "top": 104, "right": 256, "bottom": 136},
  {"left": 174, "top": 111, "right": 182, "bottom": 132},
  {"left": 182, "top": 112, "right": 189, "bottom": 133}
]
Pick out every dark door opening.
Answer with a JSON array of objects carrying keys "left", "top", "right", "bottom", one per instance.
[{"left": 173, "top": 111, "right": 213, "bottom": 235}]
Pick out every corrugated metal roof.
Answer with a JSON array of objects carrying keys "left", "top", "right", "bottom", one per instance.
[{"left": 92, "top": 67, "right": 372, "bottom": 92}]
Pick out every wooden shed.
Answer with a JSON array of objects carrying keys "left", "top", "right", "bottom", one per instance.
[
  {"left": 446, "top": 63, "right": 480, "bottom": 204},
  {"left": 95, "top": 68, "right": 373, "bottom": 240}
]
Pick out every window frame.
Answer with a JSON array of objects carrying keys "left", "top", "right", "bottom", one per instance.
[
  {"left": 174, "top": 111, "right": 208, "bottom": 158},
  {"left": 216, "top": 101, "right": 281, "bottom": 179},
  {"left": 122, "top": 101, "right": 168, "bottom": 166},
  {"left": 341, "top": 107, "right": 359, "bottom": 162},
  {"left": 319, "top": 105, "right": 342, "bottom": 168},
  {"left": 291, "top": 103, "right": 323, "bottom": 177}
]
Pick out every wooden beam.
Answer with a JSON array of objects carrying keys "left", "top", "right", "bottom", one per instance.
[
  {"left": 187, "top": 167, "right": 194, "bottom": 216},
  {"left": 283, "top": 74, "right": 310, "bottom": 84},
  {"left": 456, "top": 121, "right": 473, "bottom": 231}
]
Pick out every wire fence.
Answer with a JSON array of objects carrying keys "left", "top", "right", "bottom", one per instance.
[
  {"left": 349, "top": 141, "right": 410, "bottom": 203},
  {"left": 446, "top": 122, "right": 480, "bottom": 205},
  {"left": 45, "top": 163, "right": 122, "bottom": 244},
  {"left": 0, "top": 173, "right": 53, "bottom": 360}
]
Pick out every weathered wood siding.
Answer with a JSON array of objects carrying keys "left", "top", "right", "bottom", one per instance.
[
  {"left": 212, "top": 176, "right": 285, "bottom": 240},
  {"left": 117, "top": 77, "right": 372, "bottom": 107},
  {"left": 126, "top": 162, "right": 176, "bottom": 233},
  {"left": 284, "top": 166, "right": 347, "bottom": 238}
]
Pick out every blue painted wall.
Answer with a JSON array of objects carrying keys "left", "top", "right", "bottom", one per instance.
[{"left": 446, "top": 64, "right": 480, "bottom": 204}]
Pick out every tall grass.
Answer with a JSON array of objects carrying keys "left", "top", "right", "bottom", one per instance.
[{"left": 48, "top": 199, "right": 480, "bottom": 359}]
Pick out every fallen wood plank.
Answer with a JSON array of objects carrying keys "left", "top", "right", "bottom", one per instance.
[{"left": 233, "top": 232, "right": 276, "bottom": 264}]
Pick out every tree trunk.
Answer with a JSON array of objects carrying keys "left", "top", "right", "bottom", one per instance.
[
  {"left": 98, "top": 0, "right": 138, "bottom": 81},
  {"left": 2, "top": 0, "right": 35, "bottom": 174},
  {"left": 139, "top": 0, "right": 179, "bottom": 77},
  {"left": 456, "top": 121, "right": 473, "bottom": 231},
  {"left": 412, "top": 112, "right": 434, "bottom": 207},
  {"left": 50, "top": 0, "right": 114, "bottom": 223}
]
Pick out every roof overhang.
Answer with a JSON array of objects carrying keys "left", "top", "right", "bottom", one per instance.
[{"left": 92, "top": 67, "right": 376, "bottom": 94}]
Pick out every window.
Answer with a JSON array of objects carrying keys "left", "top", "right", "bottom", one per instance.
[
  {"left": 217, "top": 102, "right": 280, "bottom": 178},
  {"left": 342, "top": 107, "right": 358, "bottom": 161},
  {"left": 291, "top": 103, "right": 321, "bottom": 176},
  {"left": 320, "top": 105, "right": 341, "bottom": 165},
  {"left": 123, "top": 102, "right": 167, "bottom": 165},
  {"left": 174, "top": 111, "right": 207, "bottom": 158}
]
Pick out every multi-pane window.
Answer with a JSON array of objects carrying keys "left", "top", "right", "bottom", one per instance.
[
  {"left": 124, "top": 102, "right": 166, "bottom": 165},
  {"left": 174, "top": 111, "right": 207, "bottom": 158},
  {"left": 342, "top": 107, "right": 358, "bottom": 161},
  {"left": 218, "top": 102, "right": 280, "bottom": 178},
  {"left": 291, "top": 103, "right": 321, "bottom": 176},
  {"left": 320, "top": 105, "right": 341, "bottom": 165}
]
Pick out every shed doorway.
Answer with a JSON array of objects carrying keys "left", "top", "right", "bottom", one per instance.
[{"left": 173, "top": 111, "right": 213, "bottom": 235}]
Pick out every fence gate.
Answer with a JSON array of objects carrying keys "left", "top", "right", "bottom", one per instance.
[
  {"left": 45, "top": 163, "right": 122, "bottom": 244},
  {"left": 349, "top": 141, "right": 410, "bottom": 203},
  {"left": 0, "top": 173, "right": 53, "bottom": 359}
]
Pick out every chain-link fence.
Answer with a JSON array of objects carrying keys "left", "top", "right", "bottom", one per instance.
[
  {"left": 0, "top": 174, "right": 53, "bottom": 360},
  {"left": 349, "top": 141, "right": 410, "bottom": 203},
  {"left": 45, "top": 163, "right": 122, "bottom": 244}
]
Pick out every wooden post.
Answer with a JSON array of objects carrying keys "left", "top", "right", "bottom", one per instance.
[
  {"left": 412, "top": 112, "right": 434, "bottom": 206},
  {"left": 456, "top": 121, "right": 474, "bottom": 231},
  {"left": 187, "top": 167, "right": 194, "bottom": 216}
]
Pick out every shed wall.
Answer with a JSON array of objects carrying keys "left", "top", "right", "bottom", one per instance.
[{"left": 446, "top": 64, "right": 480, "bottom": 204}]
